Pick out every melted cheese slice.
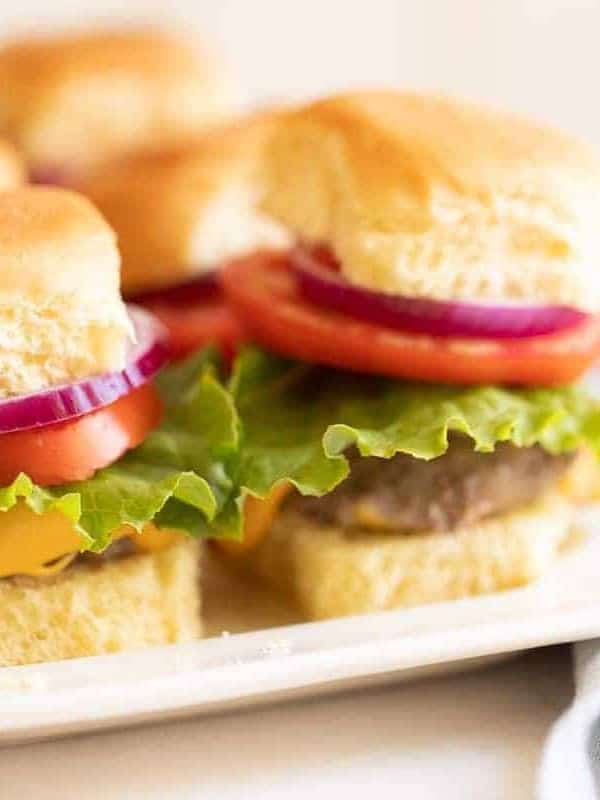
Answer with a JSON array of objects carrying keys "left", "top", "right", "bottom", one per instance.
[
  {"left": 218, "top": 482, "right": 293, "bottom": 556},
  {"left": 0, "top": 502, "right": 180, "bottom": 578},
  {"left": 560, "top": 448, "right": 600, "bottom": 503}
]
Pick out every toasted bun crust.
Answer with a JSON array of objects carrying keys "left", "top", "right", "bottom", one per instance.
[
  {"left": 0, "top": 540, "right": 201, "bottom": 667},
  {"left": 0, "top": 28, "right": 235, "bottom": 173},
  {"left": 243, "top": 492, "right": 572, "bottom": 620},
  {"left": 83, "top": 115, "right": 290, "bottom": 294},
  {"left": 262, "top": 91, "right": 600, "bottom": 311},
  {"left": 0, "top": 137, "right": 25, "bottom": 189},
  {"left": 0, "top": 187, "right": 131, "bottom": 397}
]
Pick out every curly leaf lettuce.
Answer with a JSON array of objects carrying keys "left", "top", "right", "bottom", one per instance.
[
  {"left": 218, "top": 348, "right": 600, "bottom": 535},
  {"left": 5, "top": 345, "right": 599, "bottom": 549},
  {"left": 0, "top": 349, "right": 239, "bottom": 551}
]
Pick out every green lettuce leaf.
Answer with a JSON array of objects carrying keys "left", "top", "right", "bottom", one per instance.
[
  {"left": 0, "top": 349, "right": 240, "bottom": 551},
  {"left": 215, "top": 347, "right": 600, "bottom": 536},
  {"left": 8, "top": 344, "right": 599, "bottom": 550}
]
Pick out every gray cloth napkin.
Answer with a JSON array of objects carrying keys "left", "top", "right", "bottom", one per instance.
[{"left": 538, "top": 640, "right": 600, "bottom": 798}]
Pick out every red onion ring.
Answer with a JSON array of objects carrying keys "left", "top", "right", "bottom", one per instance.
[
  {"left": 29, "top": 165, "right": 76, "bottom": 188},
  {"left": 291, "top": 247, "right": 588, "bottom": 339},
  {"left": 0, "top": 305, "right": 169, "bottom": 434},
  {"left": 127, "top": 272, "right": 220, "bottom": 306}
]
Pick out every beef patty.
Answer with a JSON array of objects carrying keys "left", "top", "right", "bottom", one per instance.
[{"left": 286, "top": 437, "right": 574, "bottom": 534}]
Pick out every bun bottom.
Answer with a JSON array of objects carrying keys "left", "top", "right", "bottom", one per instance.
[
  {"left": 0, "top": 540, "right": 201, "bottom": 667},
  {"left": 243, "top": 493, "right": 573, "bottom": 620}
]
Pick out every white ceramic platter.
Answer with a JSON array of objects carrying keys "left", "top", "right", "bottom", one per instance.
[{"left": 0, "top": 506, "right": 599, "bottom": 746}]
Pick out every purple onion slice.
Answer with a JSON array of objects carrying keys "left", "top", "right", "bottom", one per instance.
[
  {"left": 291, "top": 247, "right": 587, "bottom": 339},
  {"left": 0, "top": 305, "right": 169, "bottom": 433}
]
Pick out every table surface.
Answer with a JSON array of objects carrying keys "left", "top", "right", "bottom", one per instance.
[{"left": 0, "top": 646, "right": 573, "bottom": 800}]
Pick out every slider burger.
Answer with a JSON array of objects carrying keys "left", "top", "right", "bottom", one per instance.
[
  {"left": 0, "top": 27, "right": 235, "bottom": 186},
  {"left": 82, "top": 116, "right": 290, "bottom": 360},
  {"left": 0, "top": 187, "right": 225, "bottom": 666},
  {"left": 216, "top": 91, "right": 600, "bottom": 620}
]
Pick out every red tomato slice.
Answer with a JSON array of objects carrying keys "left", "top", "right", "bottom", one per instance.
[
  {"left": 0, "top": 383, "right": 162, "bottom": 486},
  {"left": 141, "top": 296, "right": 246, "bottom": 362},
  {"left": 221, "top": 252, "right": 600, "bottom": 386}
]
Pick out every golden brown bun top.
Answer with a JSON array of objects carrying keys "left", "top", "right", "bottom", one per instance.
[
  {"left": 0, "top": 187, "right": 118, "bottom": 296},
  {"left": 83, "top": 114, "right": 290, "bottom": 294},
  {"left": 262, "top": 91, "right": 600, "bottom": 310},
  {"left": 0, "top": 187, "right": 131, "bottom": 397},
  {"left": 0, "top": 28, "right": 236, "bottom": 173}
]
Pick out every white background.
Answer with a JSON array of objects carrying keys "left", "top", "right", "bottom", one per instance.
[
  {"left": 0, "top": 2, "right": 591, "bottom": 796},
  {"left": 1, "top": 0, "right": 599, "bottom": 143}
]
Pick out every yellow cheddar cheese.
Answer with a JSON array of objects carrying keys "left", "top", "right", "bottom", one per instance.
[
  {"left": 0, "top": 502, "right": 180, "bottom": 578},
  {"left": 217, "top": 481, "right": 293, "bottom": 556},
  {"left": 560, "top": 448, "right": 600, "bottom": 504},
  {"left": 131, "top": 524, "right": 181, "bottom": 554}
]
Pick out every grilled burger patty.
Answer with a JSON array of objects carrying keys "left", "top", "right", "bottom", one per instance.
[{"left": 286, "top": 438, "right": 574, "bottom": 534}]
